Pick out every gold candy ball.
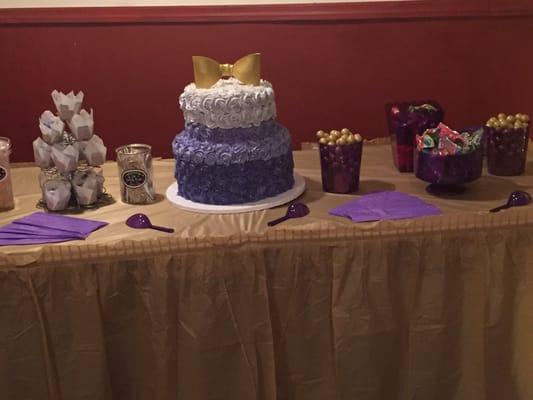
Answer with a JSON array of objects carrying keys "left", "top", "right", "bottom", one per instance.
[
  {"left": 319, "top": 137, "right": 328, "bottom": 144},
  {"left": 327, "top": 141, "right": 336, "bottom": 146},
  {"left": 336, "top": 138, "right": 346, "bottom": 146},
  {"left": 346, "top": 134, "right": 355, "bottom": 144},
  {"left": 521, "top": 114, "right": 530, "bottom": 123},
  {"left": 341, "top": 128, "right": 351, "bottom": 135},
  {"left": 497, "top": 113, "right": 507, "bottom": 120},
  {"left": 316, "top": 130, "right": 325, "bottom": 139},
  {"left": 354, "top": 133, "right": 363, "bottom": 142}
]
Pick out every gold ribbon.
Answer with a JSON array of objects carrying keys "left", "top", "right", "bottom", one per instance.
[{"left": 192, "top": 53, "right": 261, "bottom": 89}]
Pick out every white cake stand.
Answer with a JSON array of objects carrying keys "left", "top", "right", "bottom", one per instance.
[{"left": 165, "top": 172, "right": 306, "bottom": 214}]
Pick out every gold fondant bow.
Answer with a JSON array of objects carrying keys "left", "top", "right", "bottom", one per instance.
[{"left": 192, "top": 53, "right": 261, "bottom": 89}]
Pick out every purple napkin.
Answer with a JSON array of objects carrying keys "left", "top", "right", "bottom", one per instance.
[
  {"left": 330, "top": 191, "right": 442, "bottom": 222},
  {"left": 0, "top": 223, "right": 85, "bottom": 239},
  {"left": 12, "top": 212, "right": 107, "bottom": 238},
  {"left": 0, "top": 212, "right": 108, "bottom": 246}
]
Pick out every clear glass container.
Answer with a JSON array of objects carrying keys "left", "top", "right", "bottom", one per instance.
[
  {"left": 0, "top": 137, "right": 15, "bottom": 211},
  {"left": 72, "top": 166, "right": 99, "bottom": 206},
  {"left": 115, "top": 144, "right": 155, "bottom": 204},
  {"left": 39, "top": 169, "right": 72, "bottom": 211}
]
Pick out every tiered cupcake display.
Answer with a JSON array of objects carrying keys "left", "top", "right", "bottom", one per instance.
[
  {"left": 485, "top": 113, "right": 530, "bottom": 176},
  {"left": 317, "top": 128, "right": 363, "bottom": 193},
  {"left": 33, "top": 90, "right": 110, "bottom": 211}
]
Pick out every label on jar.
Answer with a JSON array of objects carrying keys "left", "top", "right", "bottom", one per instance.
[
  {"left": 0, "top": 166, "right": 7, "bottom": 183},
  {"left": 122, "top": 169, "right": 147, "bottom": 188}
]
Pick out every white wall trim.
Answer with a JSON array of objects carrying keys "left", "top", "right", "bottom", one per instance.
[{"left": 0, "top": 0, "right": 401, "bottom": 8}]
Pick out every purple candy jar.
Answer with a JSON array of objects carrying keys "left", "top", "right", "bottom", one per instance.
[
  {"left": 415, "top": 145, "right": 483, "bottom": 195},
  {"left": 486, "top": 124, "right": 530, "bottom": 176},
  {"left": 386, "top": 100, "right": 444, "bottom": 172},
  {"left": 319, "top": 141, "right": 363, "bottom": 194}
]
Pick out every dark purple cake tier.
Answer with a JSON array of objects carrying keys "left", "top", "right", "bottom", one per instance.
[{"left": 172, "top": 120, "right": 295, "bottom": 205}]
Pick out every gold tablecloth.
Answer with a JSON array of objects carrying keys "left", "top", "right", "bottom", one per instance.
[{"left": 1, "top": 144, "right": 532, "bottom": 400}]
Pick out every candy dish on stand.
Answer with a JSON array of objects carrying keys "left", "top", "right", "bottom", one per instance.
[{"left": 415, "top": 123, "right": 484, "bottom": 195}]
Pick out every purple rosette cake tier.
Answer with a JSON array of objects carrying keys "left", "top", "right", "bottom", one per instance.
[{"left": 173, "top": 120, "right": 294, "bottom": 204}]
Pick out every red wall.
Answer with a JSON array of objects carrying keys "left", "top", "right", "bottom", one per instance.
[{"left": 1, "top": 3, "right": 533, "bottom": 162}]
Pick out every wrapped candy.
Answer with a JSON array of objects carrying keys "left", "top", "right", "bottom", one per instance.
[
  {"left": 83, "top": 134, "right": 107, "bottom": 166},
  {"left": 418, "top": 123, "right": 483, "bottom": 156},
  {"left": 39, "top": 110, "right": 64, "bottom": 144},
  {"left": 68, "top": 109, "right": 94, "bottom": 141},
  {"left": 51, "top": 90, "right": 84, "bottom": 121},
  {"left": 51, "top": 144, "right": 79, "bottom": 173},
  {"left": 33, "top": 137, "right": 54, "bottom": 169},
  {"left": 42, "top": 176, "right": 72, "bottom": 211},
  {"left": 436, "top": 123, "right": 465, "bottom": 146},
  {"left": 437, "top": 136, "right": 459, "bottom": 156},
  {"left": 72, "top": 168, "right": 98, "bottom": 206}
]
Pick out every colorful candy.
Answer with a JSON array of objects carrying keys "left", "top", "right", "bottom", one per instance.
[{"left": 418, "top": 123, "right": 483, "bottom": 156}]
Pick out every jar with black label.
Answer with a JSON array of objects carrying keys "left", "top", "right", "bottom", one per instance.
[
  {"left": 0, "top": 137, "right": 15, "bottom": 211},
  {"left": 115, "top": 144, "right": 155, "bottom": 204}
]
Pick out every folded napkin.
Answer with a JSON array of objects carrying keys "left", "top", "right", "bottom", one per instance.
[
  {"left": 0, "top": 222, "right": 84, "bottom": 238},
  {"left": 330, "top": 191, "right": 442, "bottom": 222},
  {"left": 0, "top": 212, "right": 108, "bottom": 246}
]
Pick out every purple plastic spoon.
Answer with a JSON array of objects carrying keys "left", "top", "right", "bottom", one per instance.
[
  {"left": 126, "top": 213, "right": 175, "bottom": 233},
  {"left": 490, "top": 190, "right": 531, "bottom": 213},
  {"left": 268, "top": 203, "right": 310, "bottom": 227}
]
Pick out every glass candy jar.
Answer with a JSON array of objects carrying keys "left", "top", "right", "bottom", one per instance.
[
  {"left": 115, "top": 144, "right": 155, "bottom": 204},
  {"left": 0, "top": 137, "right": 15, "bottom": 211}
]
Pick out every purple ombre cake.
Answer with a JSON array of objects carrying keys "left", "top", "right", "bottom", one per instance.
[{"left": 172, "top": 78, "right": 295, "bottom": 205}]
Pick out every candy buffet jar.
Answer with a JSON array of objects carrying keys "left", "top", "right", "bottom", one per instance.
[
  {"left": 116, "top": 144, "right": 156, "bottom": 204},
  {"left": 0, "top": 137, "right": 15, "bottom": 211},
  {"left": 386, "top": 101, "right": 444, "bottom": 173},
  {"left": 319, "top": 141, "right": 363, "bottom": 194},
  {"left": 415, "top": 146, "right": 483, "bottom": 195},
  {"left": 486, "top": 124, "right": 530, "bottom": 176}
]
